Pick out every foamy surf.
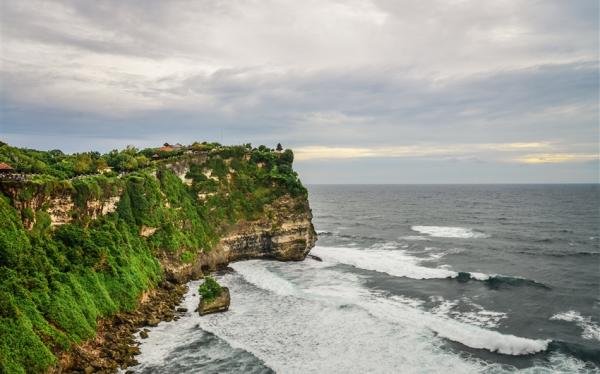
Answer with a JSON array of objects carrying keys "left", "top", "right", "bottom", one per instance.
[
  {"left": 311, "top": 246, "right": 498, "bottom": 281},
  {"left": 311, "top": 245, "right": 457, "bottom": 279},
  {"left": 130, "top": 260, "right": 592, "bottom": 373},
  {"left": 231, "top": 261, "right": 554, "bottom": 358},
  {"left": 430, "top": 297, "right": 507, "bottom": 329},
  {"left": 231, "top": 260, "right": 551, "bottom": 357},
  {"left": 411, "top": 226, "right": 489, "bottom": 239},
  {"left": 551, "top": 311, "right": 600, "bottom": 341}
]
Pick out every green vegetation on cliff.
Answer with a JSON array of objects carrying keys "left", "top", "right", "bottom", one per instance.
[
  {"left": 198, "top": 276, "right": 223, "bottom": 303},
  {"left": 0, "top": 142, "right": 307, "bottom": 373}
]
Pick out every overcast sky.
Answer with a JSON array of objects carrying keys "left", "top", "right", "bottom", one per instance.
[{"left": 1, "top": 0, "right": 598, "bottom": 183}]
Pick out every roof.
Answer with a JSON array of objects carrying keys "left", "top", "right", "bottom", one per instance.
[
  {"left": 0, "top": 162, "right": 13, "bottom": 171},
  {"left": 159, "top": 146, "right": 174, "bottom": 152}
]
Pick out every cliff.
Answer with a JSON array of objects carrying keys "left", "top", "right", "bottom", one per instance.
[
  {"left": 0, "top": 142, "right": 316, "bottom": 374},
  {"left": 161, "top": 194, "right": 316, "bottom": 283}
]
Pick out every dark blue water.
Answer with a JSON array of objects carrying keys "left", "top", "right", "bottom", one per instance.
[{"left": 133, "top": 184, "right": 600, "bottom": 373}]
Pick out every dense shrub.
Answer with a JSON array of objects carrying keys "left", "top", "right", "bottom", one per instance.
[{"left": 198, "top": 276, "right": 223, "bottom": 302}]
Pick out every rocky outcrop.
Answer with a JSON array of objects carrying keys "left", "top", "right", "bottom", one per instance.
[
  {"left": 0, "top": 180, "right": 121, "bottom": 228},
  {"left": 161, "top": 194, "right": 317, "bottom": 283},
  {"left": 197, "top": 287, "right": 230, "bottom": 316}
]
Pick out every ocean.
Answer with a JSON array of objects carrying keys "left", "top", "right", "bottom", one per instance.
[{"left": 130, "top": 184, "right": 600, "bottom": 373}]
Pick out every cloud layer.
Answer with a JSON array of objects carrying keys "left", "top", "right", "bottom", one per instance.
[{"left": 1, "top": 0, "right": 598, "bottom": 182}]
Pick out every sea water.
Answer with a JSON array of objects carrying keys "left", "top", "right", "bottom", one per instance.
[{"left": 131, "top": 184, "right": 600, "bottom": 373}]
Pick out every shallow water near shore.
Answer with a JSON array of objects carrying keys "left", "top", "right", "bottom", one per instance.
[{"left": 131, "top": 184, "right": 600, "bottom": 373}]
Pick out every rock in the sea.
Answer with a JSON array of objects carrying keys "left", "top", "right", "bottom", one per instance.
[
  {"left": 139, "top": 330, "right": 149, "bottom": 339},
  {"left": 308, "top": 254, "right": 323, "bottom": 262},
  {"left": 176, "top": 307, "right": 188, "bottom": 313},
  {"left": 144, "top": 317, "right": 160, "bottom": 327},
  {"left": 198, "top": 287, "right": 230, "bottom": 316}
]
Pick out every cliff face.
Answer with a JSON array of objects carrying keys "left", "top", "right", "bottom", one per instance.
[
  {"left": 161, "top": 194, "right": 317, "bottom": 283},
  {"left": 0, "top": 143, "right": 316, "bottom": 374}
]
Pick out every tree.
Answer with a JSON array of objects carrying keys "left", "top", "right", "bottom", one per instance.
[{"left": 276, "top": 143, "right": 283, "bottom": 152}]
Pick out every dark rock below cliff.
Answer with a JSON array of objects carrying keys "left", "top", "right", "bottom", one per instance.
[{"left": 198, "top": 287, "right": 230, "bottom": 316}]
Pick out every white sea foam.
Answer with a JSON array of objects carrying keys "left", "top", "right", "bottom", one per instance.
[
  {"left": 232, "top": 261, "right": 549, "bottom": 357},
  {"left": 367, "top": 296, "right": 549, "bottom": 356},
  {"left": 430, "top": 297, "right": 507, "bottom": 329},
  {"left": 400, "top": 235, "right": 431, "bottom": 241},
  {"left": 551, "top": 311, "right": 600, "bottom": 341},
  {"left": 411, "top": 226, "right": 489, "bottom": 239},
  {"left": 230, "top": 261, "right": 297, "bottom": 296},
  {"left": 311, "top": 245, "right": 458, "bottom": 279},
  {"left": 311, "top": 245, "right": 493, "bottom": 281},
  {"left": 130, "top": 260, "right": 588, "bottom": 373}
]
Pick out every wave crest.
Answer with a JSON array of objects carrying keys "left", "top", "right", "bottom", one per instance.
[
  {"left": 311, "top": 246, "right": 547, "bottom": 290},
  {"left": 412, "top": 226, "right": 489, "bottom": 239}
]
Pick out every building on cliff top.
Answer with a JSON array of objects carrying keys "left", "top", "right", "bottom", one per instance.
[{"left": 0, "top": 162, "right": 13, "bottom": 173}]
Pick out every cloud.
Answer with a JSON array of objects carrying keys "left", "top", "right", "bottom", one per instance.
[
  {"left": 294, "top": 142, "right": 553, "bottom": 160},
  {"left": 0, "top": 0, "right": 597, "bottom": 182},
  {"left": 514, "top": 153, "right": 599, "bottom": 164}
]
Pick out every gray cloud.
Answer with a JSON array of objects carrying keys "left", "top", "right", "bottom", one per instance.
[{"left": 0, "top": 0, "right": 597, "bottom": 182}]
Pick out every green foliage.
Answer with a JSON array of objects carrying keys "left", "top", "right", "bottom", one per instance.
[
  {"left": 0, "top": 194, "right": 161, "bottom": 373},
  {"left": 198, "top": 276, "right": 223, "bottom": 302},
  {"left": 180, "top": 251, "right": 195, "bottom": 263}
]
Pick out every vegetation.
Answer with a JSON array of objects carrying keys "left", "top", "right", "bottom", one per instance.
[
  {"left": 198, "top": 276, "right": 223, "bottom": 303},
  {"left": 0, "top": 141, "right": 307, "bottom": 373}
]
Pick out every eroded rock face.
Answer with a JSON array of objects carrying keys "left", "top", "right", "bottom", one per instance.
[
  {"left": 161, "top": 194, "right": 317, "bottom": 283},
  {"left": 198, "top": 287, "right": 230, "bottom": 316}
]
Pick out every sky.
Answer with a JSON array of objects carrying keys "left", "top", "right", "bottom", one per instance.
[{"left": 1, "top": 0, "right": 598, "bottom": 183}]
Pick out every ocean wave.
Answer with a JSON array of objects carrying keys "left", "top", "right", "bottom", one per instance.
[
  {"left": 311, "top": 246, "right": 458, "bottom": 280},
  {"left": 551, "top": 311, "right": 600, "bottom": 341},
  {"left": 230, "top": 261, "right": 297, "bottom": 296},
  {"left": 548, "top": 341, "right": 600, "bottom": 366},
  {"left": 368, "top": 296, "right": 550, "bottom": 356},
  {"left": 455, "top": 272, "right": 551, "bottom": 290},
  {"left": 411, "top": 226, "right": 489, "bottom": 239},
  {"left": 430, "top": 297, "right": 507, "bottom": 329},
  {"left": 546, "top": 251, "right": 600, "bottom": 258},
  {"left": 233, "top": 260, "right": 551, "bottom": 358},
  {"left": 316, "top": 230, "right": 333, "bottom": 236},
  {"left": 310, "top": 246, "right": 547, "bottom": 290},
  {"left": 400, "top": 235, "right": 431, "bottom": 241}
]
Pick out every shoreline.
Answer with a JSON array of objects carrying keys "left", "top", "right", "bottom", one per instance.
[{"left": 52, "top": 280, "right": 189, "bottom": 373}]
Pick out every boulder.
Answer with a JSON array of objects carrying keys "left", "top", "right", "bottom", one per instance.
[
  {"left": 198, "top": 287, "right": 230, "bottom": 316},
  {"left": 144, "top": 317, "right": 160, "bottom": 327}
]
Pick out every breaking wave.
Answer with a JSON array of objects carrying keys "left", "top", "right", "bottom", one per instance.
[
  {"left": 411, "top": 226, "right": 489, "bottom": 239},
  {"left": 233, "top": 261, "right": 551, "bottom": 358},
  {"left": 230, "top": 262, "right": 297, "bottom": 296},
  {"left": 310, "top": 246, "right": 547, "bottom": 289},
  {"left": 455, "top": 272, "right": 551, "bottom": 290},
  {"left": 367, "top": 296, "right": 550, "bottom": 356},
  {"left": 551, "top": 311, "right": 600, "bottom": 341}
]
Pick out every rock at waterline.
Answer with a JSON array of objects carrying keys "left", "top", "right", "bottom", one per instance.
[
  {"left": 308, "top": 254, "right": 323, "bottom": 262},
  {"left": 198, "top": 287, "right": 230, "bottom": 316}
]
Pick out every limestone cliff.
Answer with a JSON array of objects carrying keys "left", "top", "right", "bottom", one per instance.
[{"left": 160, "top": 194, "right": 317, "bottom": 283}]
